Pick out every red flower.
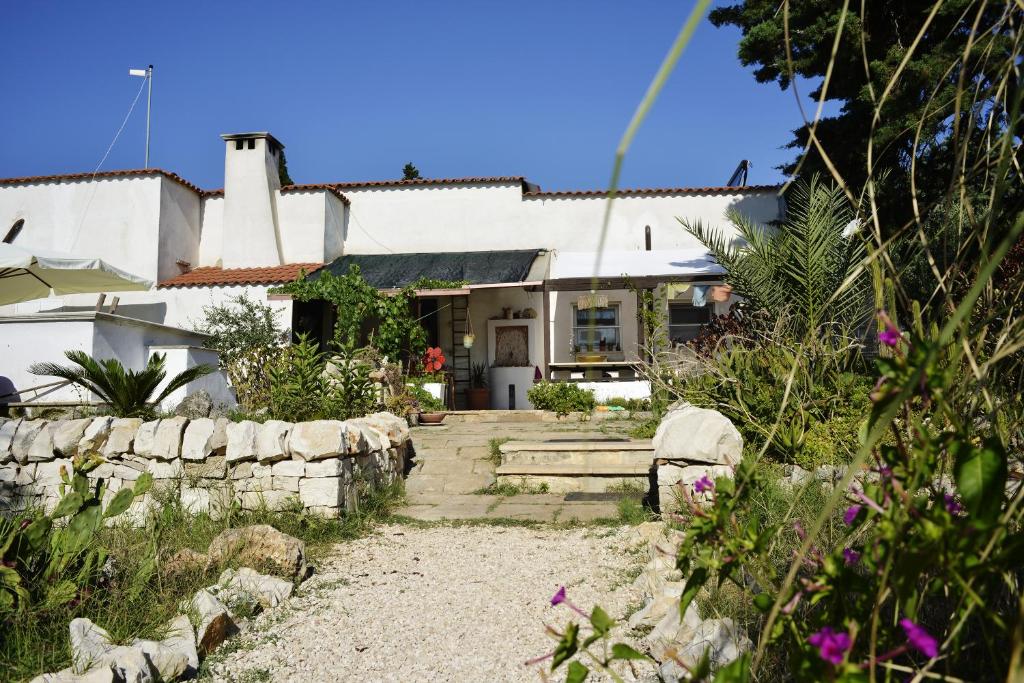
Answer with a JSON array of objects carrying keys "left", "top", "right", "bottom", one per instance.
[{"left": 423, "top": 347, "right": 446, "bottom": 372}]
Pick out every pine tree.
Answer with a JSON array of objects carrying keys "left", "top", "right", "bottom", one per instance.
[{"left": 402, "top": 163, "right": 421, "bottom": 180}]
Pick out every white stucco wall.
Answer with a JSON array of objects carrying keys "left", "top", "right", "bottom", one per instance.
[
  {"left": 278, "top": 192, "right": 329, "bottom": 264},
  {"left": 157, "top": 178, "right": 202, "bottom": 282},
  {"left": 221, "top": 137, "right": 282, "bottom": 268},
  {"left": 0, "top": 175, "right": 164, "bottom": 280},
  {"left": 198, "top": 196, "right": 224, "bottom": 267}
]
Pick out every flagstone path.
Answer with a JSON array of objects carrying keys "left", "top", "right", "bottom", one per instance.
[{"left": 397, "top": 414, "right": 634, "bottom": 522}]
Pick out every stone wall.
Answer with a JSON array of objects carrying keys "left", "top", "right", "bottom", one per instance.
[{"left": 0, "top": 413, "right": 411, "bottom": 520}]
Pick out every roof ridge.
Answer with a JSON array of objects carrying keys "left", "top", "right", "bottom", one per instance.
[
  {"left": 0, "top": 168, "right": 205, "bottom": 194},
  {"left": 523, "top": 184, "right": 782, "bottom": 198},
  {"left": 158, "top": 263, "right": 323, "bottom": 289}
]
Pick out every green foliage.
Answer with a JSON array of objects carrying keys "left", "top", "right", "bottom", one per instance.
[
  {"left": 682, "top": 178, "right": 869, "bottom": 336},
  {"left": 402, "top": 162, "right": 421, "bottom": 180},
  {"left": 409, "top": 385, "right": 444, "bottom": 413},
  {"left": 411, "top": 276, "right": 468, "bottom": 289},
  {"left": 0, "top": 456, "right": 152, "bottom": 616},
  {"left": 527, "top": 382, "right": 596, "bottom": 416},
  {"left": 29, "top": 351, "right": 215, "bottom": 419},
  {"left": 268, "top": 334, "right": 377, "bottom": 421},
  {"left": 470, "top": 362, "right": 488, "bottom": 389},
  {"left": 277, "top": 150, "right": 294, "bottom": 185},
  {"left": 277, "top": 265, "right": 427, "bottom": 369},
  {"left": 196, "top": 293, "right": 287, "bottom": 412},
  {"left": 601, "top": 396, "right": 651, "bottom": 411}
]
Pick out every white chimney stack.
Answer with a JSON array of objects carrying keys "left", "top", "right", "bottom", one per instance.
[{"left": 220, "top": 132, "right": 284, "bottom": 268}]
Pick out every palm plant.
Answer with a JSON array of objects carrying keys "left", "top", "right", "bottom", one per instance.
[
  {"left": 681, "top": 177, "right": 870, "bottom": 336},
  {"left": 30, "top": 351, "right": 215, "bottom": 418}
]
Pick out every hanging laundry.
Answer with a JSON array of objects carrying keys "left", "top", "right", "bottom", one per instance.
[{"left": 692, "top": 285, "right": 709, "bottom": 307}]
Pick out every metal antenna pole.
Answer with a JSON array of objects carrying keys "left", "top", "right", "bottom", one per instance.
[{"left": 144, "top": 65, "right": 153, "bottom": 168}]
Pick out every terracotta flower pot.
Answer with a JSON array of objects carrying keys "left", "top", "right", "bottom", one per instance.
[
  {"left": 467, "top": 388, "right": 490, "bottom": 410},
  {"left": 419, "top": 412, "right": 446, "bottom": 425}
]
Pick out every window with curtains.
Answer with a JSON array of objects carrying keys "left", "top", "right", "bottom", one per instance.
[{"left": 572, "top": 304, "right": 620, "bottom": 352}]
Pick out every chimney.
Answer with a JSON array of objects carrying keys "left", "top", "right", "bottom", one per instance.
[{"left": 220, "top": 132, "right": 284, "bottom": 268}]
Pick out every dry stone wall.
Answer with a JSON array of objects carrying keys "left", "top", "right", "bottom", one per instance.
[{"left": 0, "top": 413, "right": 411, "bottom": 520}]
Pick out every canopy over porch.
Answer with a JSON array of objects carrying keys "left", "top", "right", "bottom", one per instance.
[{"left": 546, "top": 248, "right": 723, "bottom": 290}]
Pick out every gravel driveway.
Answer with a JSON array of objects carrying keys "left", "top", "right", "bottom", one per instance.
[{"left": 206, "top": 524, "right": 645, "bottom": 682}]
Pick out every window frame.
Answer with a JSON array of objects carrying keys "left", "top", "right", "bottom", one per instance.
[
  {"left": 667, "top": 301, "right": 712, "bottom": 344},
  {"left": 571, "top": 302, "right": 621, "bottom": 352}
]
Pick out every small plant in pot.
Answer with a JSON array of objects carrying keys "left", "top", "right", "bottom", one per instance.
[{"left": 467, "top": 362, "right": 490, "bottom": 410}]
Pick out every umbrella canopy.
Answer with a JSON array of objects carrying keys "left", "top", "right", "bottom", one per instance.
[{"left": 0, "top": 243, "right": 152, "bottom": 305}]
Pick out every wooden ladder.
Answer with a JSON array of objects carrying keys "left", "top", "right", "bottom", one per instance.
[{"left": 450, "top": 294, "right": 471, "bottom": 409}]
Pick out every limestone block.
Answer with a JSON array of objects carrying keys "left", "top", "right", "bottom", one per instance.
[
  {"left": 229, "top": 461, "right": 253, "bottom": 479},
  {"left": 184, "top": 455, "right": 227, "bottom": 479},
  {"left": 151, "top": 417, "right": 187, "bottom": 461},
  {"left": 133, "top": 420, "right": 160, "bottom": 458},
  {"left": 15, "top": 463, "right": 36, "bottom": 486},
  {"left": 182, "top": 418, "right": 216, "bottom": 461},
  {"left": 207, "top": 524, "right": 306, "bottom": 577},
  {"left": 36, "top": 458, "right": 73, "bottom": 486},
  {"left": 273, "top": 476, "right": 301, "bottom": 492},
  {"left": 304, "top": 458, "right": 343, "bottom": 478},
  {"left": 189, "top": 589, "right": 236, "bottom": 655},
  {"left": 53, "top": 419, "right": 92, "bottom": 457},
  {"left": 306, "top": 505, "right": 340, "bottom": 518},
  {"left": 113, "top": 464, "right": 143, "bottom": 481},
  {"left": 234, "top": 476, "right": 272, "bottom": 492},
  {"left": 147, "top": 459, "right": 184, "bottom": 480},
  {"left": 78, "top": 417, "right": 113, "bottom": 453},
  {"left": 29, "top": 664, "right": 120, "bottom": 682},
  {"left": 653, "top": 403, "right": 743, "bottom": 465},
  {"left": 340, "top": 420, "right": 367, "bottom": 454},
  {"left": 180, "top": 488, "right": 211, "bottom": 514},
  {"left": 0, "top": 418, "right": 21, "bottom": 463},
  {"left": 299, "top": 477, "right": 342, "bottom": 508},
  {"left": 27, "top": 422, "right": 59, "bottom": 463},
  {"left": 131, "top": 614, "right": 197, "bottom": 680},
  {"left": 226, "top": 421, "right": 258, "bottom": 463},
  {"left": 256, "top": 420, "right": 292, "bottom": 463},
  {"left": 288, "top": 420, "right": 346, "bottom": 461},
  {"left": 657, "top": 463, "right": 734, "bottom": 489},
  {"left": 102, "top": 418, "right": 142, "bottom": 456},
  {"left": 240, "top": 490, "right": 296, "bottom": 511},
  {"left": 362, "top": 412, "right": 410, "bottom": 446},
  {"left": 348, "top": 419, "right": 386, "bottom": 452},
  {"left": 211, "top": 418, "right": 229, "bottom": 451},
  {"left": 271, "top": 460, "right": 305, "bottom": 477},
  {"left": 0, "top": 465, "right": 16, "bottom": 483},
  {"left": 218, "top": 567, "right": 293, "bottom": 608},
  {"left": 675, "top": 618, "right": 752, "bottom": 670},
  {"left": 69, "top": 618, "right": 154, "bottom": 681},
  {"left": 14, "top": 420, "right": 48, "bottom": 464},
  {"left": 91, "top": 462, "right": 115, "bottom": 479},
  {"left": 251, "top": 463, "right": 272, "bottom": 479}
]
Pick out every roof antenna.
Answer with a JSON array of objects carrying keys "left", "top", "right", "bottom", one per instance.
[{"left": 727, "top": 160, "right": 750, "bottom": 187}]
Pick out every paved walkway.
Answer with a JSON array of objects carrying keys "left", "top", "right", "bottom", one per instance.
[{"left": 398, "top": 414, "right": 634, "bottom": 522}]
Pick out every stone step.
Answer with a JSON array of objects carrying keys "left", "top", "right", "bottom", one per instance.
[{"left": 496, "top": 463, "right": 651, "bottom": 476}]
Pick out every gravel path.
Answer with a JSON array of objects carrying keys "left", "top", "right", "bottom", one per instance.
[{"left": 207, "top": 524, "right": 645, "bottom": 682}]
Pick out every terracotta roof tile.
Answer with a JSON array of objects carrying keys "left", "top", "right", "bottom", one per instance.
[
  {"left": 523, "top": 184, "right": 782, "bottom": 199},
  {"left": 0, "top": 168, "right": 204, "bottom": 194},
  {"left": 158, "top": 263, "right": 323, "bottom": 288}
]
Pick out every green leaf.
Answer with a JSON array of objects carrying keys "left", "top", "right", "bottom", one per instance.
[
  {"left": 103, "top": 488, "right": 135, "bottom": 518},
  {"left": 712, "top": 652, "right": 751, "bottom": 682},
  {"left": 552, "top": 622, "right": 579, "bottom": 670},
  {"left": 133, "top": 472, "right": 153, "bottom": 496},
  {"left": 679, "top": 567, "right": 708, "bottom": 617},
  {"left": 565, "top": 661, "right": 589, "bottom": 683},
  {"left": 50, "top": 491, "right": 85, "bottom": 519},
  {"left": 589, "top": 605, "right": 614, "bottom": 636},
  {"left": 62, "top": 503, "right": 102, "bottom": 556},
  {"left": 42, "top": 580, "right": 78, "bottom": 609},
  {"left": 610, "top": 643, "right": 649, "bottom": 661},
  {"left": 21, "top": 517, "right": 52, "bottom": 554},
  {"left": 753, "top": 592, "right": 774, "bottom": 613},
  {"left": 953, "top": 438, "right": 1007, "bottom": 524}
]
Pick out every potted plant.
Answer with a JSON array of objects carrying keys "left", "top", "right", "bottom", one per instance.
[
  {"left": 467, "top": 362, "right": 490, "bottom": 410},
  {"left": 419, "top": 347, "right": 447, "bottom": 405}
]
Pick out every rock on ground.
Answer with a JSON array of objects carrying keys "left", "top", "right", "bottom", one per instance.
[
  {"left": 206, "top": 524, "right": 307, "bottom": 578},
  {"left": 206, "top": 525, "right": 644, "bottom": 682}
]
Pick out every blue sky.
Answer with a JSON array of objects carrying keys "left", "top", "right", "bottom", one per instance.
[{"left": 0, "top": 1, "right": 818, "bottom": 191}]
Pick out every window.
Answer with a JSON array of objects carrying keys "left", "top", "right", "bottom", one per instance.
[
  {"left": 3, "top": 219, "right": 24, "bottom": 244},
  {"left": 235, "top": 140, "right": 244, "bottom": 150},
  {"left": 572, "top": 304, "right": 620, "bottom": 352},
  {"left": 247, "top": 138, "right": 256, "bottom": 150},
  {"left": 668, "top": 302, "right": 712, "bottom": 344}
]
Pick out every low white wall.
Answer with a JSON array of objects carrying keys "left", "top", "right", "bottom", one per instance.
[{"left": 579, "top": 380, "right": 652, "bottom": 402}]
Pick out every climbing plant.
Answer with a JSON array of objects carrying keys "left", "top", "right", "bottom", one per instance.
[{"left": 277, "top": 265, "right": 427, "bottom": 368}]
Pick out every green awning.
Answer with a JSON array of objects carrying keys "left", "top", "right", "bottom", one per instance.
[{"left": 314, "top": 250, "right": 544, "bottom": 289}]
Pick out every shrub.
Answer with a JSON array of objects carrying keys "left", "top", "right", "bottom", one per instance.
[
  {"left": 196, "top": 294, "right": 287, "bottom": 412},
  {"left": 268, "top": 334, "right": 377, "bottom": 421},
  {"left": 527, "top": 382, "right": 596, "bottom": 416},
  {"left": 29, "top": 351, "right": 215, "bottom": 419}
]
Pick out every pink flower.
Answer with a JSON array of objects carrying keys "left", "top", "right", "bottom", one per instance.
[
  {"left": 943, "top": 494, "right": 963, "bottom": 515},
  {"left": 878, "top": 324, "right": 901, "bottom": 347},
  {"left": 550, "top": 586, "right": 567, "bottom": 607},
  {"left": 900, "top": 619, "right": 938, "bottom": 658},
  {"left": 843, "top": 548, "right": 861, "bottom": 566},
  {"left": 808, "top": 627, "right": 852, "bottom": 665},
  {"left": 843, "top": 505, "right": 862, "bottom": 526},
  {"left": 694, "top": 475, "right": 715, "bottom": 493}
]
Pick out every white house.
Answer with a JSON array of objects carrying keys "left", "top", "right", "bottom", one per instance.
[{"left": 0, "top": 131, "right": 783, "bottom": 409}]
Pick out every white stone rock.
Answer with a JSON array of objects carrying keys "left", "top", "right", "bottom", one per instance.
[
  {"left": 240, "top": 490, "right": 297, "bottom": 511},
  {"left": 0, "top": 465, "right": 17, "bottom": 483},
  {"left": 271, "top": 460, "right": 305, "bottom": 477},
  {"left": 53, "top": 419, "right": 92, "bottom": 457},
  {"left": 133, "top": 421, "right": 160, "bottom": 458},
  {"left": 226, "top": 421, "right": 259, "bottom": 463},
  {"left": 189, "top": 589, "right": 236, "bottom": 655},
  {"left": 211, "top": 418, "right": 229, "bottom": 451},
  {"left": 131, "top": 614, "right": 197, "bottom": 681},
  {"left": 251, "top": 463, "right": 272, "bottom": 479},
  {"left": 30, "top": 666, "right": 120, "bottom": 683},
  {"left": 288, "top": 420, "right": 347, "bottom": 461},
  {"left": 675, "top": 618, "right": 752, "bottom": 670},
  {"left": 362, "top": 412, "right": 410, "bottom": 446},
  {"left": 657, "top": 464, "right": 734, "bottom": 489},
  {"left": 36, "top": 459, "right": 73, "bottom": 486},
  {"left": 653, "top": 403, "right": 743, "bottom": 465},
  {"left": 102, "top": 418, "right": 142, "bottom": 456},
  {"left": 16, "top": 420, "right": 49, "bottom": 463},
  {"left": 0, "top": 418, "right": 21, "bottom": 463},
  {"left": 146, "top": 459, "right": 184, "bottom": 480},
  {"left": 273, "top": 475, "right": 301, "bottom": 492},
  {"left": 69, "top": 618, "right": 156, "bottom": 682},
  {"left": 219, "top": 567, "right": 293, "bottom": 608},
  {"left": 256, "top": 420, "right": 292, "bottom": 463},
  {"left": 78, "top": 417, "right": 114, "bottom": 453},
  {"left": 15, "top": 463, "right": 35, "bottom": 486},
  {"left": 151, "top": 417, "right": 187, "bottom": 461},
  {"left": 304, "top": 458, "right": 343, "bottom": 477},
  {"left": 181, "top": 418, "right": 216, "bottom": 461},
  {"left": 300, "top": 477, "right": 343, "bottom": 507},
  {"left": 180, "top": 487, "right": 211, "bottom": 514}
]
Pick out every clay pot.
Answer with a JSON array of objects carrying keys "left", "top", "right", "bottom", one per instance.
[{"left": 467, "top": 388, "right": 490, "bottom": 410}]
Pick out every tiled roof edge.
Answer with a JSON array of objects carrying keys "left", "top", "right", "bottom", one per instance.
[
  {"left": 522, "top": 184, "right": 783, "bottom": 199},
  {"left": 0, "top": 169, "right": 204, "bottom": 194},
  {"left": 157, "top": 263, "right": 323, "bottom": 289}
]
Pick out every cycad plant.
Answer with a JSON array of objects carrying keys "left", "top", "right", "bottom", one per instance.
[
  {"left": 30, "top": 351, "right": 214, "bottom": 418},
  {"left": 681, "top": 177, "right": 869, "bottom": 336}
]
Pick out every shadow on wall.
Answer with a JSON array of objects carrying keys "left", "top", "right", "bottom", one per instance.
[
  {"left": 680, "top": 192, "right": 785, "bottom": 251},
  {"left": 0, "top": 376, "right": 19, "bottom": 407}
]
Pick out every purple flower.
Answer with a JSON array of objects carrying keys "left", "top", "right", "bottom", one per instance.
[
  {"left": 550, "top": 586, "right": 567, "bottom": 607},
  {"left": 808, "top": 627, "right": 852, "bottom": 666},
  {"left": 843, "top": 548, "right": 861, "bottom": 566},
  {"left": 843, "top": 505, "right": 862, "bottom": 526},
  {"left": 943, "top": 494, "right": 963, "bottom": 515},
  {"left": 900, "top": 618, "right": 938, "bottom": 658},
  {"left": 878, "top": 324, "right": 901, "bottom": 347},
  {"left": 694, "top": 475, "right": 715, "bottom": 493}
]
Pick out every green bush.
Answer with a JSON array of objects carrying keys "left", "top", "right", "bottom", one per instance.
[
  {"left": 526, "top": 382, "right": 596, "bottom": 416},
  {"left": 268, "top": 334, "right": 377, "bottom": 421},
  {"left": 409, "top": 385, "right": 445, "bottom": 412},
  {"left": 601, "top": 397, "right": 651, "bottom": 411}
]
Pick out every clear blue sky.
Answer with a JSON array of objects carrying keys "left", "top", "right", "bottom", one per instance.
[{"left": 1, "top": 1, "right": 818, "bottom": 191}]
